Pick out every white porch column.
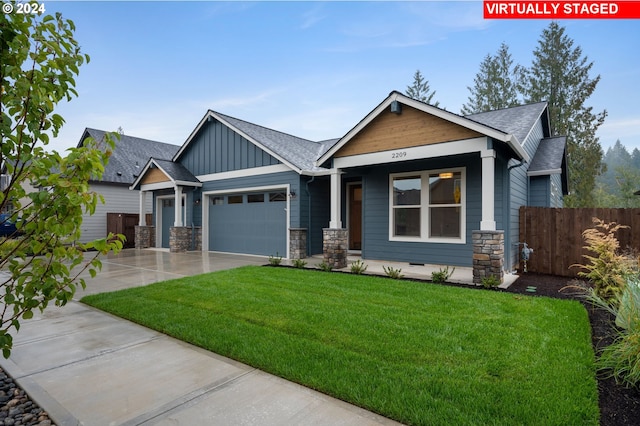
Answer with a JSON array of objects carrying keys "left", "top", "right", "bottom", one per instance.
[
  {"left": 480, "top": 149, "right": 496, "bottom": 231},
  {"left": 329, "top": 168, "right": 342, "bottom": 228},
  {"left": 174, "top": 186, "right": 183, "bottom": 227},
  {"left": 138, "top": 191, "right": 147, "bottom": 226}
]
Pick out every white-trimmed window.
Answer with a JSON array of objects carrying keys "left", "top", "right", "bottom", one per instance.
[{"left": 390, "top": 168, "right": 465, "bottom": 243}]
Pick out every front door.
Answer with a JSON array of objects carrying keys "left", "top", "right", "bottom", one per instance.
[{"left": 348, "top": 183, "right": 362, "bottom": 251}]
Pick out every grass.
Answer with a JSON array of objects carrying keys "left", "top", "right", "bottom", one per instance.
[{"left": 81, "top": 266, "right": 599, "bottom": 425}]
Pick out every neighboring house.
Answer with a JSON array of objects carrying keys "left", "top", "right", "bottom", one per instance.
[
  {"left": 78, "top": 129, "right": 180, "bottom": 245},
  {"left": 131, "top": 91, "right": 568, "bottom": 276}
]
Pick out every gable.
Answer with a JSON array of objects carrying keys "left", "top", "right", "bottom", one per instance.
[
  {"left": 141, "top": 167, "right": 170, "bottom": 185},
  {"left": 334, "top": 105, "right": 483, "bottom": 158},
  {"left": 178, "top": 119, "right": 281, "bottom": 176}
]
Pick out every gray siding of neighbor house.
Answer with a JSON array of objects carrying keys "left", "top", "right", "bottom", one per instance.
[
  {"left": 508, "top": 120, "right": 545, "bottom": 270},
  {"left": 357, "top": 153, "right": 482, "bottom": 267},
  {"left": 178, "top": 120, "right": 280, "bottom": 176},
  {"left": 81, "top": 183, "right": 153, "bottom": 243}
]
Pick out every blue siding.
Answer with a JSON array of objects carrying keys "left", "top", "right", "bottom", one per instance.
[
  {"left": 178, "top": 120, "right": 280, "bottom": 175},
  {"left": 550, "top": 174, "right": 563, "bottom": 207},
  {"left": 301, "top": 176, "right": 330, "bottom": 255},
  {"left": 529, "top": 177, "right": 550, "bottom": 207},
  {"left": 358, "top": 154, "right": 481, "bottom": 267}
]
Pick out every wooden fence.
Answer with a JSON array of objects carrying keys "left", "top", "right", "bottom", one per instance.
[
  {"left": 107, "top": 213, "right": 153, "bottom": 248},
  {"left": 519, "top": 207, "right": 640, "bottom": 277}
]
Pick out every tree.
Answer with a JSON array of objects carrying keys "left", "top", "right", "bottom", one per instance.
[
  {"left": 461, "top": 43, "right": 520, "bottom": 115},
  {"left": 405, "top": 70, "right": 439, "bottom": 107},
  {"left": 0, "top": 4, "right": 123, "bottom": 357},
  {"left": 518, "top": 22, "right": 607, "bottom": 207}
]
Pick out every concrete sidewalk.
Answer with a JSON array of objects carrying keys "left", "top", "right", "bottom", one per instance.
[{"left": 1, "top": 249, "right": 400, "bottom": 426}]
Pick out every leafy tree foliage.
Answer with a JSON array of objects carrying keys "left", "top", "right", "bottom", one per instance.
[
  {"left": 461, "top": 43, "right": 520, "bottom": 115},
  {"left": 0, "top": 4, "right": 124, "bottom": 357},
  {"left": 518, "top": 22, "right": 607, "bottom": 207},
  {"left": 405, "top": 70, "right": 439, "bottom": 107}
]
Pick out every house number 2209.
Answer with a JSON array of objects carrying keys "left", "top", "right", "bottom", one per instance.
[{"left": 391, "top": 151, "right": 407, "bottom": 159}]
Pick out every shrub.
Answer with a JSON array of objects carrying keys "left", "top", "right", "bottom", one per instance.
[
  {"left": 431, "top": 266, "right": 455, "bottom": 284},
  {"left": 586, "top": 275, "right": 640, "bottom": 388},
  {"left": 350, "top": 259, "right": 368, "bottom": 275},
  {"left": 318, "top": 261, "right": 333, "bottom": 272},
  {"left": 292, "top": 259, "right": 307, "bottom": 269},
  {"left": 572, "top": 218, "right": 632, "bottom": 305},
  {"left": 383, "top": 266, "right": 403, "bottom": 279},
  {"left": 268, "top": 253, "right": 282, "bottom": 266},
  {"left": 481, "top": 275, "right": 501, "bottom": 289}
]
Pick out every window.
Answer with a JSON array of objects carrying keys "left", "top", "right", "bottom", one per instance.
[
  {"left": 247, "top": 193, "right": 264, "bottom": 203},
  {"left": 211, "top": 196, "right": 224, "bottom": 205},
  {"left": 228, "top": 195, "right": 243, "bottom": 204},
  {"left": 162, "top": 199, "right": 174, "bottom": 208},
  {"left": 390, "top": 169, "right": 465, "bottom": 242},
  {"left": 269, "top": 192, "right": 286, "bottom": 202}
]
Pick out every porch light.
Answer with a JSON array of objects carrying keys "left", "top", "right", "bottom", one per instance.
[{"left": 438, "top": 172, "right": 454, "bottom": 179}]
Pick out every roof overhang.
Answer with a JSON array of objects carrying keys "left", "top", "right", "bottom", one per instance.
[
  {"left": 129, "top": 158, "right": 202, "bottom": 191},
  {"left": 316, "top": 91, "right": 529, "bottom": 167}
]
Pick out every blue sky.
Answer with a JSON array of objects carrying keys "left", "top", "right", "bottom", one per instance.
[{"left": 44, "top": 1, "right": 640, "bottom": 154}]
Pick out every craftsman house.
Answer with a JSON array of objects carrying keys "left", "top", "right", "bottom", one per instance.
[{"left": 131, "top": 91, "right": 568, "bottom": 281}]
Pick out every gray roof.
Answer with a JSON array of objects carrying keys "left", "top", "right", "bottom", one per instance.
[
  {"left": 214, "top": 112, "right": 339, "bottom": 171},
  {"left": 82, "top": 129, "right": 180, "bottom": 185},
  {"left": 528, "top": 136, "right": 567, "bottom": 174},
  {"left": 464, "top": 102, "right": 548, "bottom": 145},
  {"left": 153, "top": 158, "right": 200, "bottom": 184}
]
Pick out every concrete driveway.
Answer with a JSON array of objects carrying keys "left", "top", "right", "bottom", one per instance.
[{"left": 1, "top": 249, "right": 400, "bottom": 426}]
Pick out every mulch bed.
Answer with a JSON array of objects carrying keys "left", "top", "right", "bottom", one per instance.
[{"left": 506, "top": 273, "right": 640, "bottom": 426}]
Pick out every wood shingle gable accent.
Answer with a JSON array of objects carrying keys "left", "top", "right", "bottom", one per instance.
[
  {"left": 334, "top": 105, "right": 484, "bottom": 158},
  {"left": 141, "top": 167, "right": 170, "bottom": 185}
]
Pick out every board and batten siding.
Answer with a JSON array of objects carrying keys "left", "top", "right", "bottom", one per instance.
[
  {"left": 178, "top": 120, "right": 280, "bottom": 176},
  {"left": 507, "top": 120, "right": 545, "bottom": 270},
  {"left": 360, "top": 154, "right": 481, "bottom": 267},
  {"left": 80, "top": 183, "right": 152, "bottom": 243}
]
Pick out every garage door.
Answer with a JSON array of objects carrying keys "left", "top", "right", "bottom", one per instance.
[{"left": 208, "top": 191, "right": 287, "bottom": 256}]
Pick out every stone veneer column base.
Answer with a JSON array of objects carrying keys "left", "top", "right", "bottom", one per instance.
[
  {"left": 472, "top": 230, "right": 504, "bottom": 285},
  {"left": 289, "top": 228, "right": 307, "bottom": 260},
  {"left": 323, "top": 228, "right": 348, "bottom": 269},
  {"left": 169, "top": 227, "right": 192, "bottom": 253},
  {"left": 135, "top": 225, "right": 155, "bottom": 249}
]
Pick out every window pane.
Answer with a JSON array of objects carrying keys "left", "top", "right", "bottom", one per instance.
[
  {"left": 429, "top": 172, "right": 461, "bottom": 204},
  {"left": 393, "top": 176, "right": 421, "bottom": 206},
  {"left": 211, "top": 196, "right": 224, "bottom": 205},
  {"left": 269, "top": 192, "right": 286, "bottom": 202},
  {"left": 430, "top": 207, "right": 460, "bottom": 238},
  {"left": 394, "top": 208, "right": 420, "bottom": 237},
  {"left": 248, "top": 193, "right": 264, "bottom": 203},
  {"left": 228, "top": 195, "right": 243, "bottom": 204}
]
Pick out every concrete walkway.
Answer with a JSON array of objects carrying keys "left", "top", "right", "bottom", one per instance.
[{"left": 1, "top": 249, "right": 401, "bottom": 426}]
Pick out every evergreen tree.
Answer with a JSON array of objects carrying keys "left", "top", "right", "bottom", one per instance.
[
  {"left": 405, "top": 70, "right": 439, "bottom": 107},
  {"left": 518, "top": 22, "right": 607, "bottom": 207},
  {"left": 461, "top": 43, "right": 520, "bottom": 115}
]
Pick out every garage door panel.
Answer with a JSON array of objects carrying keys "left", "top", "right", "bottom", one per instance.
[{"left": 209, "top": 192, "right": 286, "bottom": 256}]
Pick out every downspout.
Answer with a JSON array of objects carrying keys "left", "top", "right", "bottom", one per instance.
[
  {"left": 507, "top": 159, "right": 526, "bottom": 272},
  {"left": 305, "top": 176, "right": 315, "bottom": 257}
]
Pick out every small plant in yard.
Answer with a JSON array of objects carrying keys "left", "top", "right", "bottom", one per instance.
[
  {"left": 350, "top": 259, "right": 368, "bottom": 275},
  {"left": 292, "top": 259, "right": 307, "bottom": 269},
  {"left": 572, "top": 218, "right": 632, "bottom": 305},
  {"left": 318, "top": 261, "right": 333, "bottom": 272},
  {"left": 383, "top": 265, "right": 403, "bottom": 279},
  {"left": 268, "top": 253, "right": 282, "bottom": 266},
  {"left": 431, "top": 266, "right": 455, "bottom": 284},
  {"left": 585, "top": 275, "right": 640, "bottom": 389},
  {"left": 481, "top": 274, "right": 501, "bottom": 289}
]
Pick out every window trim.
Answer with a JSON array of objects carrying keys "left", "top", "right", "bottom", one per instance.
[{"left": 389, "top": 167, "right": 466, "bottom": 244}]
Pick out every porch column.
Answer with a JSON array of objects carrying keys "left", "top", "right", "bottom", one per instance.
[
  {"left": 174, "top": 185, "right": 183, "bottom": 227},
  {"left": 138, "top": 190, "right": 146, "bottom": 226},
  {"left": 329, "top": 168, "right": 342, "bottom": 228},
  {"left": 480, "top": 149, "right": 496, "bottom": 231}
]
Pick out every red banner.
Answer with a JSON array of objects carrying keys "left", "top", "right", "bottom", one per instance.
[{"left": 484, "top": 1, "right": 640, "bottom": 19}]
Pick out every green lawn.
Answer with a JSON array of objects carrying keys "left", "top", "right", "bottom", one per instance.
[{"left": 81, "top": 266, "right": 599, "bottom": 425}]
